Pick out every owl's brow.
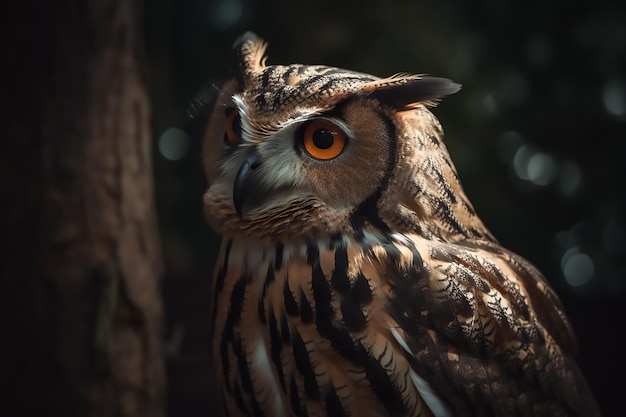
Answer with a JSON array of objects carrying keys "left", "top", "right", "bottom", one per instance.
[{"left": 276, "top": 110, "right": 322, "bottom": 129}]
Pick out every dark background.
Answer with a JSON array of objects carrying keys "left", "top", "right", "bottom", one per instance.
[{"left": 145, "top": 0, "right": 625, "bottom": 415}]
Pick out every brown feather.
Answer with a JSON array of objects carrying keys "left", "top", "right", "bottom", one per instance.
[{"left": 203, "top": 32, "right": 601, "bottom": 417}]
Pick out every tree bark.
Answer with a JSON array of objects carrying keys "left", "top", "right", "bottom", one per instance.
[{"left": 1, "top": 1, "right": 166, "bottom": 416}]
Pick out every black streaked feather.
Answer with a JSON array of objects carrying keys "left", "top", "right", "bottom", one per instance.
[
  {"left": 357, "top": 343, "right": 407, "bottom": 416},
  {"left": 280, "top": 313, "right": 291, "bottom": 345},
  {"left": 340, "top": 299, "right": 367, "bottom": 332},
  {"left": 325, "top": 389, "right": 347, "bottom": 417},
  {"left": 330, "top": 243, "right": 350, "bottom": 294},
  {"left": 268, "top": 308, "right": 286, "bottom": 391},
  {"left": 234, "top": 339, "right": 252, "bottom": 394},
  {"left": 284, "top": 280, "right": 299, "bottom": 316},
  {"left": 230, "top": 31, "right": 261, "bottom": 87},
  {"left": 290, "top": 377, "right": 303, "bottom": 415},
  {"left": 233, "top": 382, "right": 247, "bottom": 413},
  {"left": 299, "top": 290, "right": 314, "bottom": 323},
  {"left": 351, "top": 273, "right": 374, "bottom": 305},
  {"left": 366, "top": 76, "right": 461, "bottom": 110},
  {"left": 220, "top": 274, "right": 248, "bottom": 385},
  {"left": 275, "top": 243, "right": 284, "bottom": 270},
  {"left": 292, "top": 331, "right": 320, "bottom": 400}
]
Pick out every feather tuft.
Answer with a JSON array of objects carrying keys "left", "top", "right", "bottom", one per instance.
[
  {"left": 362, "top": 75, "right": 461, "bottom": 109},
  {"left": 230, "top": 31, "right": 268, "bottom": 87}
]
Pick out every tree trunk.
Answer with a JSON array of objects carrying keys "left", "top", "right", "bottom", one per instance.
[{"left": 1, "top": 1, "right": 166, "bottom": 416}]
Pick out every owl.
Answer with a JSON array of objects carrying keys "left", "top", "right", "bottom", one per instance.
[{"left": 199, "top": 32, "right": 601, "bottom": 417}]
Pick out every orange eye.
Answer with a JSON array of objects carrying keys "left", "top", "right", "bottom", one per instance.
[
  {"left": 224, "top": 108, "right": 242, "bottom": 146},
  {"left": 301, "top": 120, "right": 347, "bottom": 160}
]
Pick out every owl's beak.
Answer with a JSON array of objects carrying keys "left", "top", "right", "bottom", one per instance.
[{"left": 233, "top": 150, "right": 264, "bottom": 218}]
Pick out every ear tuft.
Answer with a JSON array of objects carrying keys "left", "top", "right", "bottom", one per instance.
[
  {"left": 362, "top": 75, "right": 461, "bottom": 109},
  {"left": 230, "top": 31, "right": 268, "bottom": 88}
]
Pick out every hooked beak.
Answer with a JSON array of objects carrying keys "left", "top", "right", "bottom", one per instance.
[{"left": 233, "top": 150, "right": 266, "bottom": 217}]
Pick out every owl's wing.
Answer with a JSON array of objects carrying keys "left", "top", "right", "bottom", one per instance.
[{"left": 383, "top": 238, "right": 601, "bottom": 417}]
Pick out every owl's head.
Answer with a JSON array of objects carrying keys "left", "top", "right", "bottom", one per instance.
[{"left": 201, "top": 32, "right": 492, "bottom": 243}]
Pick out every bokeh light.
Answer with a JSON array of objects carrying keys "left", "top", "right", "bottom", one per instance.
[
  {"left": 207, "top": 0, "right": 243, "bottom": 30},
  {"left": 557, "top": 159, "right": 582, "bottom": 197},
  {"left": 513, "top": 144, "right": 557, "bottom": 186},
  {"left": 603, "top": 79, "right": 626, "bottom": 118},
  {"left": 561, "top": 247, "right": 595, "bottom": 287},
  {"left": 159, "top": 128, "right": 191, "bottom": 161}
]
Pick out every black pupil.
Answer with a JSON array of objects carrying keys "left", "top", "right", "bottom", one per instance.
[{"left": 312, "top": 129, "right": 334, "bottom": 149}]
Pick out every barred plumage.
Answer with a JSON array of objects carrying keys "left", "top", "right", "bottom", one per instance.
[{"left": 201, "top": 32, "right": 601, "bottom": 417}]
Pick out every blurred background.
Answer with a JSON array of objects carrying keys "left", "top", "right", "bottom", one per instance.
[{"left": 145, "top": 0, "right": 625, "bottom": 415}]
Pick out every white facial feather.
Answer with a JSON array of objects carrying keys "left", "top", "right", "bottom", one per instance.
[{"left": 256, "top": 125, "right": 306, "bottom": 190}]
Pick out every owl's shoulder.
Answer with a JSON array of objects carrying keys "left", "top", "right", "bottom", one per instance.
[{"left": 371, "top": 234, "right": 598, "bottom": 416}]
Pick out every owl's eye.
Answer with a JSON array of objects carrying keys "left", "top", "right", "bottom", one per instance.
[
  {"left": 224, "top": 108, "right": 242, "bottom": 146},
  {"left": 301, "top": 120, "right": 347, "bottom": 160}
]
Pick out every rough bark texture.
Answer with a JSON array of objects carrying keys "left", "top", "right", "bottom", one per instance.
[{"left": 1, "top": 1, "right": 166, "bottom": 416}]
